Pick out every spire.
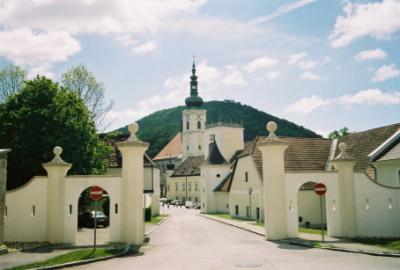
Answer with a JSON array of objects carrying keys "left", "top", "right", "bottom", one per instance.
[{"left": 185, "top": 53, "right": 204, "bottom": 108}]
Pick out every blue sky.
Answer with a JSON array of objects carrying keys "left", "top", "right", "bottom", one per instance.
[{"left": 0, "top": 0, "right": 399, "bottom": 136}]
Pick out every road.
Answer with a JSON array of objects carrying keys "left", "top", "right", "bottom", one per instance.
[{"left": 70, "top": 207, "right": 400, "bottom": 270}]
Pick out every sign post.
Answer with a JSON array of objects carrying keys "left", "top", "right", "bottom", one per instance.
[
  {"left": 314, "top": 183, "right": 327, "bottom": 242},
  {"left": 90, "top": 186, "right": 103, "bottom": 252}
]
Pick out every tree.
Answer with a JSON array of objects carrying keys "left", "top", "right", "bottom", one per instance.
[
  {"left": 0, "top": 76, "right": 110, "bottom": 190},
  {"left": 61, "top": 65, "right": 113, "bottom": 130},
  {"left": 0, "top": 64, "right": 26, "bottom": 102},
  {"left": 329, "top": 127, "right": 350, "bottom": 139}
]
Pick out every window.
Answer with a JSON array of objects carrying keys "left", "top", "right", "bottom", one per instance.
[
  {"left": 245, "top": 171, "right": 248, "bottom": 182},
  {"left": 198, "top": 145, "right": 201, "bottom": 150},
  {"left": 167, "top": 184, "right": 170, "bottom": 191},
  {"left": 195, "top": 197, "right": 198, "bottom": 203},
  {"left": 195, "top": 182, "right": 198, "bottom": 191},
  {"left": 188, "top": 197, "right": 192, "bottom": 201},
  {"left": 197, "top": 121, "right": 202, "bottom": 129},
  {"left": 175, "top": 183, "right": 178, "bottom": 191},
  {"left": 176, "top": 196, "right": 179, "bottom": 200},
  {"left": 188, "top": 183, "right": 192, "bottom": 191},
  {"left": 186, "top": 121, "right": 190, "bottom": 130},
  {"left": 187, "top": 145, "right": 189, "bottom": 151},
  {"left": 182, "top": 183, "right": 185, "bottom": 191},
  {"left": 115, "top": 204, "right": 119, "bottom": 214},
  {"left": 256, "top": 207, "right": 260, "bottom": 220},
  {"left": 226, "top": 204, "right": 229, "bottom": 209},
  {"left": 398, "top": 170, "right": 400, "bottom": 186},
  {"left": 210, "top": 134, "right": 215, "bottom": 142},
  {"left": 235, "top": 205, "right": 239, "bottom": 216},
  {"left": 69, "top": 204, "right": 73, "bottom": 215},
  {"left": 32, "top": 205, "right": 36, "bottom": 217},
  {"left": 4, "top": 206, "right": 7, "bottom": 217},
  {"left": 216, "top": 174, "right": 220, "bottom": 178},
  {"left": 246, "top": 206, "right": 250, "bottom": 218}
]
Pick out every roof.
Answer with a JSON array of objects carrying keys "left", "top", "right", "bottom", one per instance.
[
  {"left": 153, "top": 133, "right": 182, "bottom": 161},
  {"left": 377, "top": 142, "right": 400, "bottom": 161},
  {"left": 336, "top": 123, "right": 400, "bottom": 171},
  {"left": 206, "top": 140, "right": 227, "bottom": 165},
  {"left": 213, "top": 171, "right": 233, "bottom": 192},
  {"left": 171, "top": 156, "right": 204, "bottom": 177},
  {"left": 232, "top": 136, "right": 333, "bottom": 183}
]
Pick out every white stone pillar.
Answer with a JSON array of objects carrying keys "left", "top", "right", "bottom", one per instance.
[
  {"left": 0, "top": 149, "right": 11, "bottom": 251},
  {"left": 117, "top": 123, "right": 149, "bottom": 246},
  {"left": 42, "top": 147, "right": 72, "bottom": 243},
  {"left": 257, "top": 122, "right": 289, "bottom": 240},
  {"left": 331, "top": 143, "right": 357, "bottom": 238}
]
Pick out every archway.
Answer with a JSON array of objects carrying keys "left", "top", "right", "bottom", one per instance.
[
  {"left": 297, "top": 181, "right": 327, "bottom": 237},
  {"left": 76, "top": 186, "right": 110, "bottom": 245}
]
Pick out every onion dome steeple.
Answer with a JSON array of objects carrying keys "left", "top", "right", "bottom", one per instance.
[{"left": 185, "top": 55, "right": 204, "bottom": 108}]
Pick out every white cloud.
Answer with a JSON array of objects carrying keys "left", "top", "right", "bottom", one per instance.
[
  {"left": 131, "top": 40, "right": 158, "bottom": 54},
  {"left": 354, "top": 48, "right": 387, "bottom": 61},
  {"left": 244, "top": 56, "right": 279, "bottom": 73},
  {"left": 222, "top": 66, "right": 247, "bottom": 86},
  {"left": 0, "top": 28, "right": 80, "bottom": 77},
  {"left": 339, "top": 88, "right": 400, "bottom": 106},
  {"left": 286, "top": 88, "right": 400, "bottom": 115},
  {"left": 286, "top": 95, "right": 330, "bottom": 114},
  {"left": 330, "top": 0, "right": 400, "bottom": 47},
  {"left": 251, "top": 0, "right": 317, "bottom": 24},
  {"left": 300, "top": 71, "right": 321, "bottom": 81},
  {"left": 266, "top": 71, "right": 281, "bottom": 80},
  {"left": 287, "top": 53, "right": 316, "bottom": 70},
  {"left": 371, "top": 64, "right": 400, "bottom": 82}
]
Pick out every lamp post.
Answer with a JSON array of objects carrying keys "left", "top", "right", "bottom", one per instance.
[{"left": 248, "top": 187, "right": 253, "bottom": 219}]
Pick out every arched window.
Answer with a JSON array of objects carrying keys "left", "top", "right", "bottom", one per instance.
[
  {"left": 186, "top": 121, "right": 190, "bottom": 130},
  {"left": 197, "top": 121, "right": 201, "bottom": 129}
]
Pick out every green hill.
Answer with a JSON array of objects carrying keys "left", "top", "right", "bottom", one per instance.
[{"left": 106, "top": 100, "right": 321, "bottom": 158}]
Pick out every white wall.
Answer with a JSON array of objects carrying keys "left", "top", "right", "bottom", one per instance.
[
  {"left": 200, "top": 164, "right": 230, "bottom": 213},
  {"left": 354, "top": 173, "right": 400, "bottom": 237},
  {"left": 204, "top": 126, "right": 244, "bottom": 161},
  {"left": 5, "top": 177, "right": 48, "bottom": 242},
  {"left": 182, "top": 109, "right": 206, "bottom": 158},
  {"left": 166, "top": 176, "right": 201, "bottom": 204},
  {"left": 215, "top": 192, "right": 229, "bottom": 213},
  {"left": 298, "top": 190, "right": 326, "bottom": 227},
  {"left": 285, "top": 172, "right": 341, "bottom": 238},
  {"left": 374, "top": 159, "right": 400, "bottom": 187},
  {"left": 229, "top": 156, "right": 263, "bottom": 220}
]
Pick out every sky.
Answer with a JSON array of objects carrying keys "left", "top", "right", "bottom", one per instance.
[{"left": 0, "top": 0, "right": 399, "bottom": 136}]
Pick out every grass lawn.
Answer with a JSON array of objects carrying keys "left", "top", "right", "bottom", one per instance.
[
  {"left": 351, "top": 237, "right": 400, "bottom": 251},
  {"left": 6, "top": 248, "right": 123, "bottom": 270},
  {"left": 146, "top": 214, "right": 168, "bottom": 224},
  {"left": 299, "top": 227, "right": 327, "bottom": 235}
]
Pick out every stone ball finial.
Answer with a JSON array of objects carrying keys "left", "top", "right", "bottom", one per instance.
[
  {"left": 127, "top": 122, "right": 139, "bottom": 141},
  {"left": 266, "top": 121, "right": 277, "bottom": 133},
  {"left": 53, "top": 146, "right": 63, "bottom": 157},
  {"left": 338, "top": 142, "right": 347, "bottom": 153}
]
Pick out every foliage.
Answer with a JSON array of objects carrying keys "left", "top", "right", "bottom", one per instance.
[
  {"left": 6, "top": 248, "right": 123, "bottom": 270},
  {"left": 61, "top": 64, "right": 113, "bottom": 131},
  {"left": 146, "top": 214, "right": 168, "bottom": 224},
  {"left": 0, "top": 76, "right": 110, "bottom": 190},
  {"left": 0, "top": 64, "right": 26, "bottom": 102},
  {"left": 351, "top": 237, "right": 400, "bottom": 251},
  {"left": 107, "top": 100, "right": 321, "bottom": 157},
  {"left": 328, "top": 127, "right": 350, "bottom": 139}
]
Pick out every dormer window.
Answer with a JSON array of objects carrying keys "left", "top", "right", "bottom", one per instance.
[{"left": 186, "top": 121, "right": 190, "bottom": 130}]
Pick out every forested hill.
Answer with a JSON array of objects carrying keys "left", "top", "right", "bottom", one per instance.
[{"left": 106, "top": 100, "right": 321, "bottom": 158}]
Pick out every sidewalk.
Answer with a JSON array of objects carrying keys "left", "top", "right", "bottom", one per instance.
[
  {"left": 200, "top": 213, "right": 400, "bottom": 257},
  {"left": 0, "top": 223, "right": 159, "bottom": 270}
]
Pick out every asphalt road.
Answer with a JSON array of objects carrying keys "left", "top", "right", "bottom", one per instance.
[{"left": 70, "top": 207, "right": 400, "bottom": 270}]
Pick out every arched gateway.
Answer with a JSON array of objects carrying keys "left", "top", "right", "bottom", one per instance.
[{"left": 4, "top": 123, "right": 149, "bottom": 245}]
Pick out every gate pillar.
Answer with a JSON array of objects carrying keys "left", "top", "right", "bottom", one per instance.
[{"left": 257, "top": 122, "right": 289, "bottom": 240}]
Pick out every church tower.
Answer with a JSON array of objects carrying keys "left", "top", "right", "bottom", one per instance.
[{"left": 182, "top": 59, "right": 206, "bottom": 158}]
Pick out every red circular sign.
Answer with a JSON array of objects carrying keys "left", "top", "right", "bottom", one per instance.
[
  {"left": 314, "top": 183, "right": 327, "bottom": 196},
  {"left": 89, "top": 186, "right": 103, "bottom": 201}
]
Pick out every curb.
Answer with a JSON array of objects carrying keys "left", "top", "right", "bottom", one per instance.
[
  {"left": 280, "top": 240, "right": 400, "bottom": 258},
  {"left": 15, "top": 245, "right": 137, "bottom": 270},
  {"left": 199, "top": 214, "right": 400, "bottom": 258},
  {"left": 198, "top": 214, "right": 264, "bottom": 237},
  {"left": 145, "top": 215, "right": 169, "bottom": 236}
]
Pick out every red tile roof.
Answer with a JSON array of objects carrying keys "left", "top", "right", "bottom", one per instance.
[{"left": 153, "top": 133, "right": 182, "bottom": 161}]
